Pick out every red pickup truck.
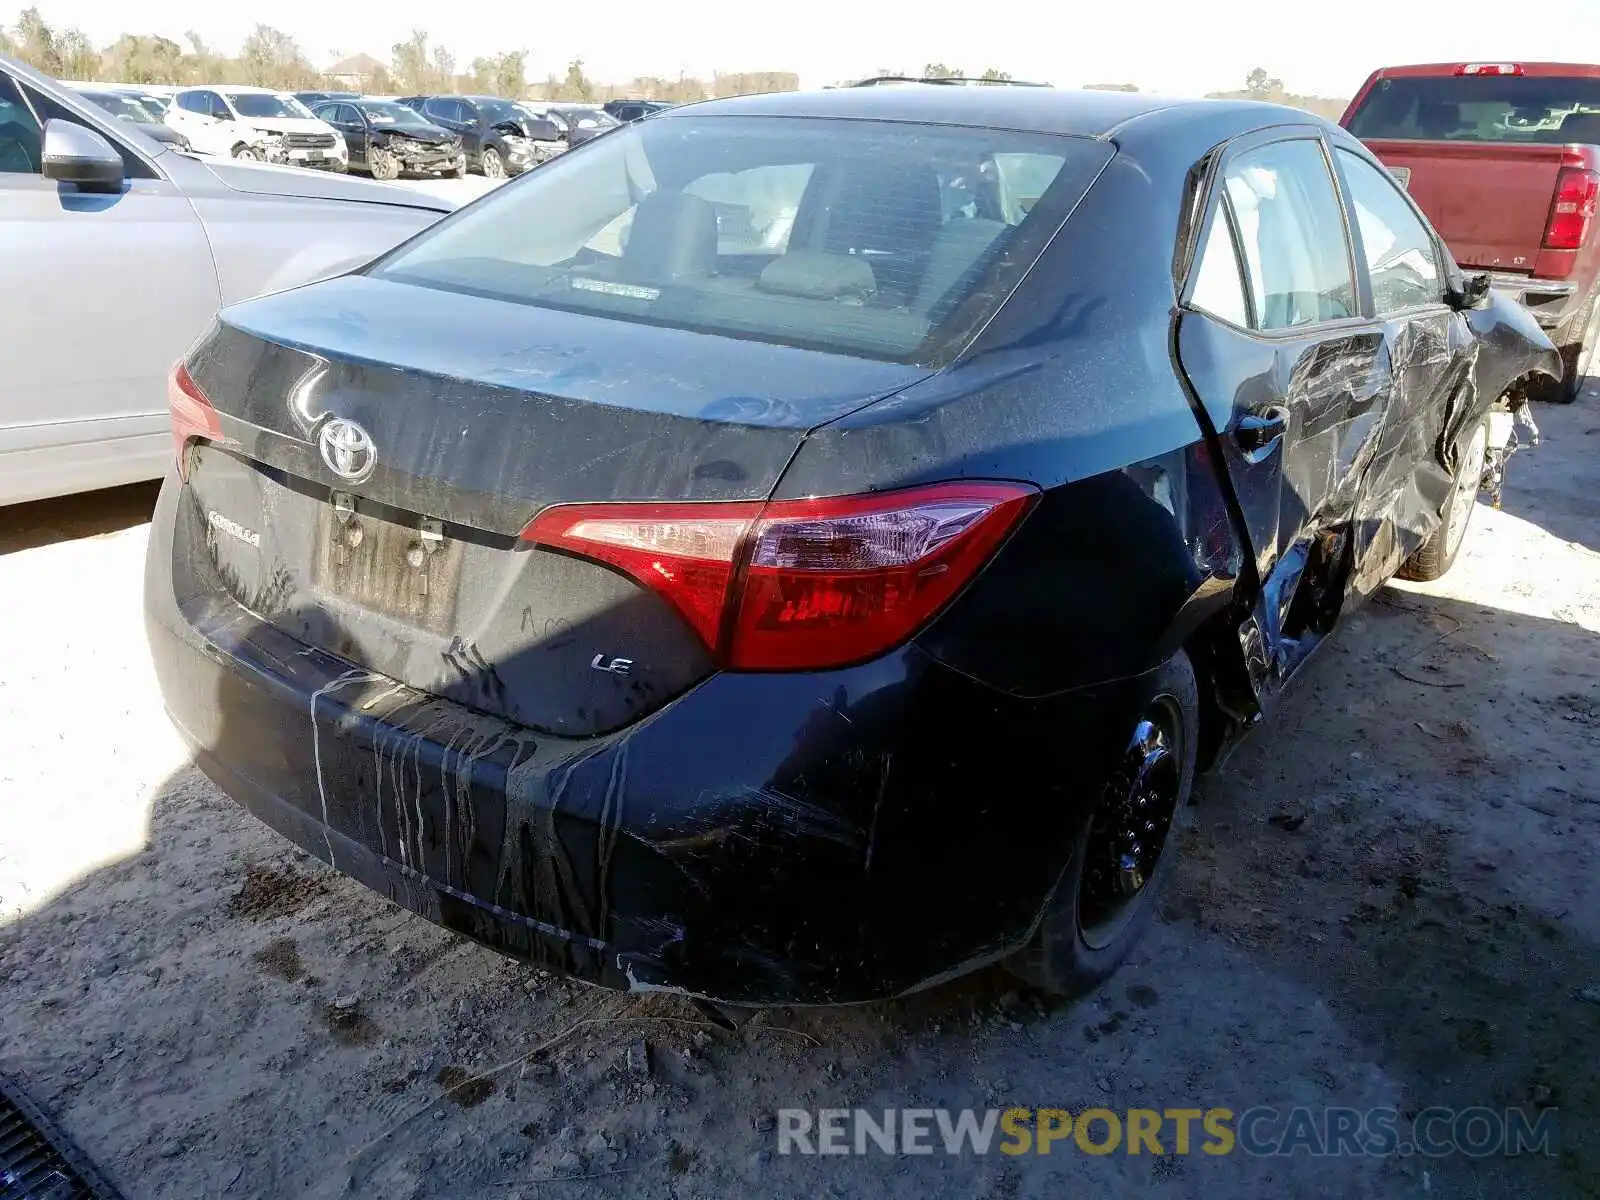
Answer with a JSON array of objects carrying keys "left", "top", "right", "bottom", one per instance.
[{"left": 1343, "top": 62, "right": 1600, "bottom": 402}]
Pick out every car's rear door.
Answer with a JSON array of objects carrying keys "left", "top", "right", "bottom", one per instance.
[
  {"left": 1175, "top": 129, "right": 1391, "bottom": 693},
  {"left": 319, "top": 103, "right": 364, "bottom": 165},
  {"left": 0, "top": 70, "right": 219, "bottom": 506}
]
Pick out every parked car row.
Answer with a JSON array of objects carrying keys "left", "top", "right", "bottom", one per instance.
[
  {"left": 67, "top": 78, "right": 623, "bottom": 181},
  {"left": 392, "top": 94, "right": 556, "bottom": 177},
  {"left": 313, "top": 98, "right": 467, "bottom": 180}
]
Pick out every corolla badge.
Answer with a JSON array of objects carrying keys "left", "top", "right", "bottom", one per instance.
[{"left": 318, "top": 418, "right": 376, "bottom": 483}]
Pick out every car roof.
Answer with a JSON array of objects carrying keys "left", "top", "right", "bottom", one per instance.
[{"left": 666, "top": 84, "right": 1271, "bottom": 140}]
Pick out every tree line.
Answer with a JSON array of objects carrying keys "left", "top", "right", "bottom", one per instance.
[
  {"left": 0, "top": 8, "right": 812, "bottom": 100},
  {"left": 5, "top": 11, "right": 1341, "bottom": 115}
]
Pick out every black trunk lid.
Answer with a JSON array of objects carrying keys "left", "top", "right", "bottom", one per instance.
[{"left": 180, "top": 274, "right": 926, "bottom": 736}]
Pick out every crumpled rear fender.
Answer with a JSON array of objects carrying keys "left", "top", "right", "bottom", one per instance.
[{"left": 1465, "top": 290, "right": 1563, "bottom": 400}]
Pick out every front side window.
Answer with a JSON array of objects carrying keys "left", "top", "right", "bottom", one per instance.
[
  {"left": 1336, "top": 148, "right": 1443, "bottom": 315},
  {"left": 1224, "top": 139, "right": 1356, "bottom": 330},
  {"left": 0, "top": 73, "right": 41, "bottom": 173},
  {"left": 371, "top": 115, "right": 1110, "bottom": 362}
]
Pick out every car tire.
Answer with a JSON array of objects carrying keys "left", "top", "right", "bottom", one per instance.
[
  {"left": 1399, "top": 418, "right": 1489, "bottom": 582},
  {"left": 369, "top": 148, "right": 400, "bottom": 181},
  {"left": 480, "top": 148, "right": 505, "bottom": 179},
  {"left": 1538, "top": 284, "right": 1600, "bottom": 404},
  {"left": 231, "top": 144, "right": 260, "bottom": 162},
  {"left": 1004, "top": 649, "right": 1199, "bottom": 998}
]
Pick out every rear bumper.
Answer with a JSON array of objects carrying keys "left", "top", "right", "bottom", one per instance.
[
  {"left": 144, "top": 474, "right": 1150, "bottom": 1004},
  {"left": 1486, "top": 272, "right": 1579, "bottom": 331}
]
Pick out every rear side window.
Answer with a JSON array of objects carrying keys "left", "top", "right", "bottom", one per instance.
[
  {"left": 370, "top": 116, "right": 1111, "bottom": 363},
  {"left": 176, "top": 90, "right": 207, "bottom": 114},
  {"left": 1188, "top": 208, "right": 1250, "bottom": 327},
  {"left": 1224, "top": 140, "right": 1356, "bottom": 330},
  {"left": 1336, "top": 149, "right": 1442, "bottom": 314},
  {"left": 1347, "top": 74, "right": 1600, "bottom": 145}
]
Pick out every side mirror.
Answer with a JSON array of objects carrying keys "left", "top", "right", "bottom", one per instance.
[
  {"left": 40, "top": 120, "right": 125, "bottom": 193},
  {"left": 1445, "top": 269, "right": 1493, "bottom": 311}
]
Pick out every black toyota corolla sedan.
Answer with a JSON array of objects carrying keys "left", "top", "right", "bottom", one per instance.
[{"left": 147, "top": 85, "right": 1559, "bottom": 1006}]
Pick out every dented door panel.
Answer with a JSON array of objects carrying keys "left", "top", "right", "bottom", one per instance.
[{"left": 1176, "top": 302, "right": 1485, "bottom": 699}]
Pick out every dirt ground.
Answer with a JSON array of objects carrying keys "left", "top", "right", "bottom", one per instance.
[{"left": 0, "top": 395, "right": 1596, "bottom": 1199}]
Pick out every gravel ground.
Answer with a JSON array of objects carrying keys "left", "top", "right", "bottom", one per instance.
[{"left": 0, "top": 395, "right": 1596, "bottom": 1199}]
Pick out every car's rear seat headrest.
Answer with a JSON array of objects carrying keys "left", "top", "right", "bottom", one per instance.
[
  {"left": 757, "top": 251, "right": 877, "bottom": 301},
  {"left": 624, "top": 192, "right": 717, "bottom": 283}
]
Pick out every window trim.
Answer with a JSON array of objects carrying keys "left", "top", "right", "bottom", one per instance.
[
  {"left": 7, "top": 71, "right": 164, "bottom": 183},
  {"left": 1180, "top": 187, "right": 1255, "bottom": 333},
  {"left": 1178, "top": 125, "right": 1372, "bottom": 340},
  {"left": 1329, "top": 141, "right": 1452, "bottom": 320}
]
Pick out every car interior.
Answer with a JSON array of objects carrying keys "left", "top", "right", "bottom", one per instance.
[
  {"left": 377, "top": 123, "right": 1075, "bottom": 360},
  {"left": 0, "top": 79, "right": 40, "bottom": 173}
]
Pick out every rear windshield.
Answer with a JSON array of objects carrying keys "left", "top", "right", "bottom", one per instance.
[
  {"left": 80, "top": 92, "right": 150, "bottom": 123},
  {"left": 370, "top": 115, "right": 1108, "bottom": 362},
  {"left": 1347, "top": 74, "right": 1600, "bottom": 144}
]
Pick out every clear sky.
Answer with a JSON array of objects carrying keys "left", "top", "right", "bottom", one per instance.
[{"left": 25, "top": 0, "right": 1600, "bottom": 98}]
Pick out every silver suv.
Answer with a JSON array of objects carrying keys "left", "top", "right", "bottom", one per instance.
[{"left": 0, "top": 55, "right": 457, "bottom": 507}]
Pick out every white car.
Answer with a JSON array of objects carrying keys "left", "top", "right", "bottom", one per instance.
[
  {"left": 0, "top": 55, "right": 454, "bottom": 507},
  {"left": 166, "top": 86, "right": 349, "bottom": 171}
]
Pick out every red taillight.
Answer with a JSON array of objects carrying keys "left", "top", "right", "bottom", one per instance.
[
  {"left": 167, "top": 361, "right": 221, "bottom": 479},
  {"left": 730, "top": 484, "right": 1036, "bottom": 669},
  {"left": 1454, "top": 63, "right": 1524, "bottom": 76},
  {"left": 1544, "top": 167, "right": 1600, "bottom": 251},
  {"left": 523, "top": 481, "right": 1037, "bottom": 670}
]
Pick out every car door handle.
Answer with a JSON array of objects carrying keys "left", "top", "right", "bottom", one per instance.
[{"left": 1236, "top": 406, "right": 1290, "bottom": 453}]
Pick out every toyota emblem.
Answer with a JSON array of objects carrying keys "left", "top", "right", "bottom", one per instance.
[{"left": 318, "top": 418, "right": 376, "bottom": 483}]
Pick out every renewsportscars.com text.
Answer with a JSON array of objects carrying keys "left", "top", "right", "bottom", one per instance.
[{"left": 777, "top": 1106, "right": 1558, "bottom": 1158}]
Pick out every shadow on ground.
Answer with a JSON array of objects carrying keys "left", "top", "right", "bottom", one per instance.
[
  {"left": 0, "top": 582, "right": 1594, "bottom": 1198},
  {"left": 0, "top": 394, "right": 1595, "bottom": 1198},
  {"left": 1493, "top": 384, "right": 1600, "bottom": 552},
  {"left": 0, "top": 482, "right": 159, "bottom": 556}
]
